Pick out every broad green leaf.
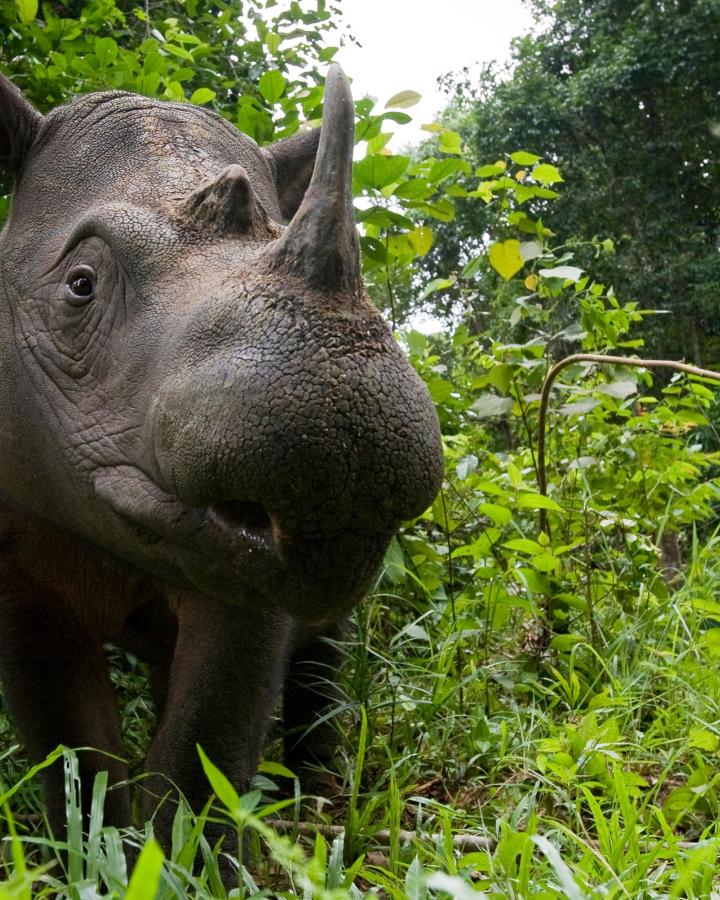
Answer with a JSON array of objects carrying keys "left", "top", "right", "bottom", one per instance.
[
  {"left": 519, "top": 240, "right": 542, "bottom": 261},
  {"left": 94, "top": 37, "right": 118, "bottom": 66},
  {"left": 532, "top": 163, "right": 564, "bottom": 185},
  {"left": 422, "top": 278, "right": 455, "bottom": 300},
  {"left": 688, "top": 728, "right": 720, "bottom": 751},
  {"left": 511, "top": 150, "right": 541, "bottom": 165},
  {"left": 489, "top": 240, "right": 524, "bottom": 280},
  {"left": 480, "top": 502, "right": 512, "bottom": 526},
  {"left": 539, "top": 265, "right": 583, "bottom": 282},
  {"left": 406, "top": 330, "right": 427, "bottom": 356},
  {"left": 532, "top": 553, "right": 560, "bottom": 573},
  {"left": 429, "top": 158, "right": 469, "bottom": 183},
  {"left": 190, "top": 87, "right": 216, "bottom": 105},
  {"left": 360, "top": 236, "right": 387, "bottom": 264},
  {"left": 164, "top": 81, "right": 185, "bottom": 102},
  {"left": 504, "top": 538, "right": 544, "bottom": 555},
  {"left": 439, "top": 130, "right": 462, "bottom": 155},
  {"left": 15, "top": 0, "right": 37, "bottom": 23},
  {"left": 407, "top": 226, "right": 433, "bottom": 256},
  {"left": 419, "top": 197, "right": 455, "bottom": 222},
  {"left": 259, "top": 70, "right": 286, "bottom": 104},
  {"left": 488, "top": 364, "right": 513, "bottom": 394},
  {"left": 266, "top": 31, "right": 282, "bottom": 54},
  {"left": 472, "top": 395, "right": 514, "bottom": 417},
  {"left": 517, "top": 492, "right": 562, "bottom": 511},
  {"left": 559, "top": 398, "right": 600, "bottom": 415},
  {"left": 354, "top": 154, "right": 409, "bottom": 190},
  {"left": 257, "top": 760, "right": 297, "bottom": 779},
  {"left": 394, "top": 178, "right": 434, "bottom": 200},
  {"left": 427, "top": 378, "right": 454, "bottom": 403},
  {"left": 476, "top": 163, "right": 506, "bottom": 177},
  {"left": 385, "top": 89, "right": 421, "bottom": 108},
  {"left": 597, "top": 379, "right": 638, "bottom": 399},
  {"left": 456, "top": 454, "right": 478, "bottom": 480}
]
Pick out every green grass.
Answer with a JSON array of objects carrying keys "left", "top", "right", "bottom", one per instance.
[{"left": 3, "top": 532, "right": 720, "bottom": 897}]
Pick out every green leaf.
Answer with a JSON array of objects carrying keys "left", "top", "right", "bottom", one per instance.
[
  {"left": 539, "top": 265, "right": 583, "bottom": 282},
  {"left": 394, "top": 178, "right": 434, "bottom": 200},
  {"left": 197, "top": 745, "right": 241, "bottom": 814},
  {"left": 407, "top": 226, "right": 434, "bottom": 256},
  {"left": 427, "top": 378, "right": 454, "bottom": 403},
  {"left": 257, "top": 760, "right": 299, "bottom": 779},
  {"left": 190, "top": 87, "right": 216, "bottom": 105},
  {"left": 511, "top": 150, "right": 541, "bottom": 165},
  {"left": 504, "top": 538, "right": 545, "bottom": 555},
  {"left": 94, "top": 37, "right": 118, "bottom": 66},
  {"left": 266, "top": 31, "right": 282, "bottom": 54},
  {"left": 428, "top": 158, "right": 469, "bottom": 183},
  {"left": 422, "top": 278, "right": 455, "bottom": 300},
  {"left": 385, "top": 89, "right": 421, "bottom": 109},
  {"left": 476, "top": 163, "right": 506, "bottom": 178},
  {"left": 15, "top": 0, "right": 37, "bottom": 23},
  {"left": 519, "top": 240, "right": 542, "bottom": 261},
  {"left": 532, "top": 163, "right": 564, "bottom": 185},
  {"left": 489, "top": 240, "right": 524, "bottom": 280},
  {"left": 517, "top": 493, "right": 562, "bottom": 512},
  {"left": 688, "top": 728, "right": 720, "bottom": 751},
  {"left": 406, "top": 330, "right": 427, "bottom": 356},
  {"left": 456, "top": 454, "right": 478, "bottom": 480},
  {"left": 597, "top": 379, "right": 638, "bottom": 399},
  {"left": 125, "top": 840, "right": 164, "bottom": 900},
  {"left": 259, "top": 70, "right": 287, "bottom": 104},
  {"left": 480, "top": 502, "right": 512, "bottom": 526},
  {"left": 439, "top": 130, "right": 462, "bottom": 155},
  {"left": 354, "top": 154, "right": 409, "bottom": 190},
  {"left": 472, "top": 395, "right": 514, "bottom": 417}
]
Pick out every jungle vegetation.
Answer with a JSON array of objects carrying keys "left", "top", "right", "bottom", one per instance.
[{"left": 1, "top": 0, "right": 720, "bottom": 896}]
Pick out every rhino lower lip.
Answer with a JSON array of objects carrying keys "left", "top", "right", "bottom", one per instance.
[{"left": 93, "top": 465, "right": 276, "bottom": 557}]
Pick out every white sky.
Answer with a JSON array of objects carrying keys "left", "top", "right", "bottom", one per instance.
[{"left": 334, "top": 0, "right": 535, "bottom": 146}]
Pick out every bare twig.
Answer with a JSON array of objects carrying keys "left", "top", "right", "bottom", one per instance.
[{"left": 265, "top": 818, "right": 494, "bottom": 851}]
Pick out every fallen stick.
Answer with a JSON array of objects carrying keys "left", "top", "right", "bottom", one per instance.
[{"left": 265, "top": 818, "right": 495, "bottom": 852}]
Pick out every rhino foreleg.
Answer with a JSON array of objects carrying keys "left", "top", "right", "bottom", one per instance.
[
  {"left": 283, "top": 620, "right": 345, "bottom": 795},
  {"left": 140, "top": 594, "right": 290, "bottom": 853},
  {"left": 0, "top": 590, "right": 131, "bottom": 836}
]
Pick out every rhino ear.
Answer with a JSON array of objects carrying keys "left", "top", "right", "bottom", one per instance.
[
  {"left": 0, "top": 74, "right": 42, "bottom": 178},
  {"left": 265, "top": 129, "right": 320, "bottom": 222}
]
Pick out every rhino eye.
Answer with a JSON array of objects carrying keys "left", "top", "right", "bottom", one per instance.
[{"left": 65, "top": 266, "right": 95, "bottom": 306}]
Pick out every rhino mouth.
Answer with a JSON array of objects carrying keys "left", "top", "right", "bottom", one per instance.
[
  {"left": 208, "top": 500, "right": 273, "bottom": 537},
  {"left": 93, "top": 465, "right": 386, "bottom": 620},
  {"left": 94, "top": 465, "right": 278, "bottom": 559}
]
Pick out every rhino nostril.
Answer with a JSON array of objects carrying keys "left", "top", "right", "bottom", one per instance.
[{"left": 208, "top": 500, "right": 272, "bottom": 537}]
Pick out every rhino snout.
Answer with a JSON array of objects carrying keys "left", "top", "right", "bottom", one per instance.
[{"left": 140, "top": 340, "right": 442, "bottom": 617}]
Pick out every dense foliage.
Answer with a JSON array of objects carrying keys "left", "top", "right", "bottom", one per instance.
[
  {"left": 416, "top": 0, "right": 720, "bottom": 364},
  {"left": 2, "top": 1, "right": 720, "bottom": 897}
]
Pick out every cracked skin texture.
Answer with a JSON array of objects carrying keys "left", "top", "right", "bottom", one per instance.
[{"left": 0, "top": 67, "right": 443, "bottom": 857}]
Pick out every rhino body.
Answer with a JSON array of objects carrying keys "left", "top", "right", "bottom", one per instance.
[{"left": 0, "top": 67, "right": 442, "bottom": 848}]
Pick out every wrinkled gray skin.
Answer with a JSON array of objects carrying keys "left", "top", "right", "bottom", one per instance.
[{"left": 0, "top": 65, "right": 442, "bottom": 855}]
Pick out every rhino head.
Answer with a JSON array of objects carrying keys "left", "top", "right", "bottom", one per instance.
[{"left": 0, "top": 66, "right": 443, "bottom": 622}]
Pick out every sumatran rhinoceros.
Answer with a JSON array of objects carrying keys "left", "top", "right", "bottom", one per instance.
[{"left": 0, "top": 64, "right": 442, "bottom": 850}]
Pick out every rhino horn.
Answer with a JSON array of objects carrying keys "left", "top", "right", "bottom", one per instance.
[{"left": 262, "top": 64, "right": 361, "bottom": 295}]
